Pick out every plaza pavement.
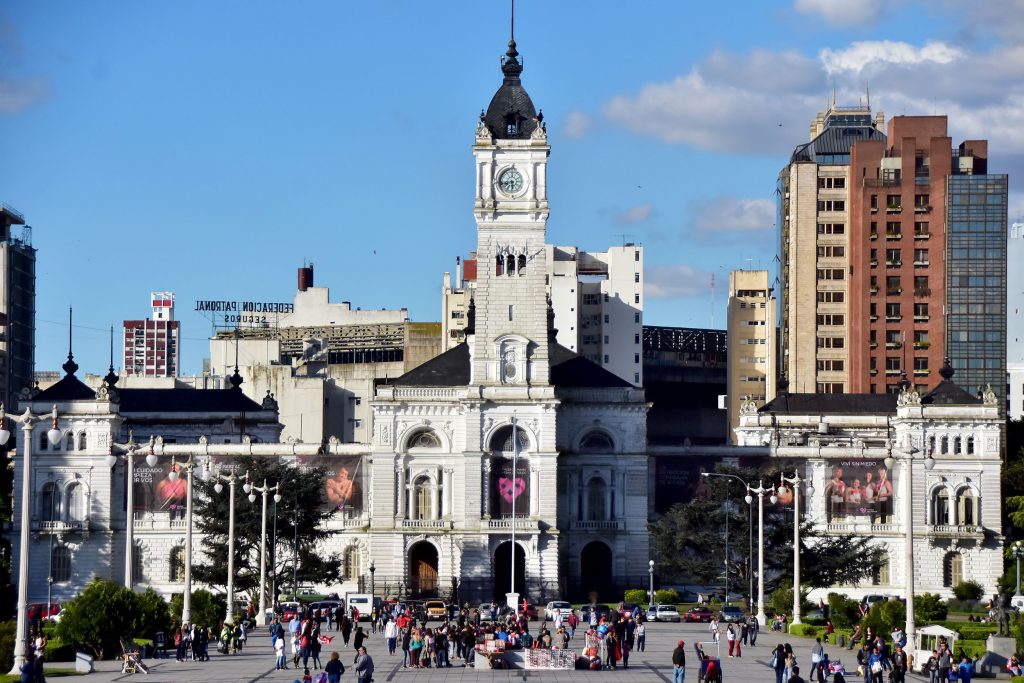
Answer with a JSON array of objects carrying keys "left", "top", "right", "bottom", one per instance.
[{"left": 77, "top": 619, "right": 932, "bottom": 683}]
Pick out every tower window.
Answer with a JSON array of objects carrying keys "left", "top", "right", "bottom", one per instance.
[
  {"left": 508, "top": 305, "right": 514, "bottom": 322},
  {"left": 517, "top": 254, "right": 526, "bottom": 274}
]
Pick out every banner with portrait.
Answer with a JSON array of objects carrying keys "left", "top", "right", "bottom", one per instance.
[
  {"left": 490, "top": 458, "right": 529, "bottom": 517},
  {"left": 653, "top": 455, "right": 808, "bottom": 515},
  {"left": 132, "top": 455, "right": 187, "bottom": 516},
  {"left": 296, "top": 455, "right": 364, "bottom": 514},
  {"left": 824, "top": 459, "right": 894, "bottom": 521}
]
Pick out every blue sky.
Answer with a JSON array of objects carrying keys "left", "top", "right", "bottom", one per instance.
[{"left": 1, "top": 0, "right": 1021, "bottom": 376}]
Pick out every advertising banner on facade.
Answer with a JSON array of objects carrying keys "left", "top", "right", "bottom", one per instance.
[
  {"left": 653, "top": 455, "right": 808, "bottom": 514},
  {"left": 824, "top": 459, "right": 894, "bottom": 522},
  {"left": 132, "top": 455, "right": 187, "bottom": 515},
  {"left": 490, "top": 458, "right": 529, "bottom": 517},
  {"left": 297, "top": 455, "right": 364, "bottom": 514}
]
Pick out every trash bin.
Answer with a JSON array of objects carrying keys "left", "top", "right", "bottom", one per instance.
[
  {"left": 837, "top": 634, "right": 846, "bottom": 647},
  {"left": 75, "top": 651, "right": 94, "bottom": 674}
]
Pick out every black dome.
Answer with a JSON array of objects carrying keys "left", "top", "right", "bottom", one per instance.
[{"left": 483, "top": 39, "right": 539, "bottom": 140}]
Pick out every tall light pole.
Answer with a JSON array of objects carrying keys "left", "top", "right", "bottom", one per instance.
[
  {"left": 165, "top": 455, "right": 205, "bottom": 625},
  {"left": 245, "top": 474, "right": 281, "bottom": 626},
  {"left": 885, "top": 444, "right": 933, "bottom": 644},
  {"left": 1014, "top": 542, "right": 1024, "bottom": 597},
  {"left": 271, "top": 494, "right": 279, "bottom": 606},
  {"left": 648, "top": 560, "right": 655, "bottom": 606},
  {"left": 507, "top": 415, "right": 520, "bottom": 611},
  {"left": 747, "top": 481, "right": 777, "bottom": 625},
  {"left": 109, "top": 434, "right": 154, "bottom": 588},
  {"left": 370, "top": 562, "right": 376, "bottom": 600},
  {"left": 213, "top": 468, "right": 239, "bottom": 624},
  {"left": 779, "top": 470, "right": 813, "bottom": 628},
  {"left": 6, "top": 405, "right": 64, "bottom": 675}
]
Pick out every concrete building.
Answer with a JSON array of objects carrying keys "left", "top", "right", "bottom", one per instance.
[
  {"left": 0, "top": 203, "right": 36, "bottom": 412},
  {"left": 443, "top": 244, "right": 644, "bottom": 386},
  {"left": 735, "top": 365, "right": 1004, "bottom": 600},
  {"left": 1010, "top": 362, "right": 1024, "bottom": 421},
  {"left": 726, "top": 270, "right": 776, "bottom": 443},
  {"left": 208, "top": 266, "right": 441, "bottom": 444},
  {"left": 779, "top": 103, "right": 885, "bottom": 394},
  {"left": 1007, "top": 223, "right": 1023, "bottom": 420},
  {"left": 123, "top": 292, "right": 181, "bottom": 377}
]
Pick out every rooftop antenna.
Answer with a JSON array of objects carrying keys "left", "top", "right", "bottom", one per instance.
[
  {"left": 63, "top": 306, "right": 78, "bottom": 376},
  {"left": 866, "top": 86, "right": 870, "bottom": 109},
  {"left": 511, "top": 0, "right": 515, "bottom": 41}
]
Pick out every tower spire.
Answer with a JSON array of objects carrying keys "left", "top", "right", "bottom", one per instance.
[
  {"left": 104, "top": 325, "right": 119, "bottom": 386},
  {"left": 511, "top": 0, "right": 515, "bottom": 42},
  {"left": 62, "top": 306, "right": 79, "bottom": 376}
]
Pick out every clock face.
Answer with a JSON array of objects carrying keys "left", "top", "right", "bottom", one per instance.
[{"left": 498, "top": 168, "right": 524, "bottom": 195}]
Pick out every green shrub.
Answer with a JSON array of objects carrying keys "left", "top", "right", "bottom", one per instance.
[
  {"left": 952, "top": 581, "right": 984, "bottom": 602},
  {"left": 933, "top": 621, "right": 996, "bottom": 640},
  {"left": 135, "top": 588, "right": 170, "bottom": 641},
  {"left": 1011, "top": 677, "right": 1024, "bottom": 683},
  {"left": 168, "top": 590, "right": 226, "bottom": 630},
  {"left": 654, "top": 589, "right": 679, "bottom": 605},
  {"left": 623, "top": 589, "right": 648, "bottom": 604},
  {"left": 864, "top": 600, "right": 906, "bottom": 634},
  {"left": 827, "top": 593, "right": 862, "bottom": 628},
  {"left": 0, "top": 620, "right": 15, "bottom": 672},
  {"left": 789, "top": 623, "right": 820, "bottom": 637},
  {"left": 55, "top": 578, "right": 141, "bottom": 659},
  {"left": 915, "top": 593, "right": 949, "bottom": 622},
  {"left": 770, "top": 586, "right": 813, "bottom": 617}
]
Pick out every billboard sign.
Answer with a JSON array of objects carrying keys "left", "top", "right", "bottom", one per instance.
[{"left": 824, "top": 459, "right": 894, "bottom": 521}]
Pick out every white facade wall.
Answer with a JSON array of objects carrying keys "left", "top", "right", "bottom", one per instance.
[{"left": 1009, "top": 362, "right": 1024, "bottom": 421}]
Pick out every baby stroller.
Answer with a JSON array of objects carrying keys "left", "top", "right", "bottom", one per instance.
[{"left": 828, "top": 659, "right": 846, "bottom": 683}]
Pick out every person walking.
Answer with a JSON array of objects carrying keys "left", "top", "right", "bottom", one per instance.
[
  {"left": 772, "top": 644, "right": 787, "bottom": 683},
  {"left": 891, "top": 644, "right": 908, "bottom": 683},
  {"left": 810, "top": 637, "right": 825, "bottom": 682},
  {"left": 748, "top": 615, "right": 759, "bottom": 646},
  {"left": 324, "top": 651, "right": 345, "bottom": 683},
  {"left": 868, "top": 645, "right": 889, "bottom": 683},
  {"left": 710, "top": 616, "right": 720, "bottom": 643},
  {"left": 937, "top": 646, "right": 952, "bottom": 683},
  {"left": 727, "top": 624, "right": 736, "bottom": 657},
  {"left": 790, "top": 665, "right": 807, "bottom": 683},
  {"left": 957, "top": 655, "right": 974, "bottom": 683},
  {"left": 384, "top": 618, "right": 398, "bottom": 655},
  {"left": 636, "top": 621, "right": 646, "bottom": 652},
  {"left": 354, "top": 646, "right": 374, "bottom": 683},
  {"left": 672, "top": 639, "right": 687, "bottom": 683},
  {"left": 401, "top": 627, "right": 412, "bottom": 668},
  {"left": 274, "top": 633, "right": 287, "bottom": 670}
]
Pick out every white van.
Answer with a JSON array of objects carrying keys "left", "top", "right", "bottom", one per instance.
[{"left": 345, "top": 593, "right": 373, "bottom": 621}]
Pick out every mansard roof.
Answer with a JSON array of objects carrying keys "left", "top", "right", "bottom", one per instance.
[
  {"left": 759, "top": 392, "right": 898, "bottom": 415},
  {"left": 389, "top": 342, "right": 632, "bottom": 389},
  {"left": 31, "top": 373, "right": 96, "bottom": 402},
  {"left": 118, "top": 388, "right": 266, "bottom": 414}
]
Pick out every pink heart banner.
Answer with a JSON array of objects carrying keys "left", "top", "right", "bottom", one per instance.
[{"left": 498, "top": 477, "right": 526, "bottom": 503}]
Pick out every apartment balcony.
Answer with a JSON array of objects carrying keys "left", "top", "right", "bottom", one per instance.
[
  {"left": 33, "top": 520, "right": 88, "bottom": 534},
  {"left": 870, "top": 315, "right": 878, "bottom": 322},
  {"left": 133, "top": 512, "right": 188, "bottom": 530},
  {"left": 914, "top": 315, "right": 930, "bottom": 322},
  {"left": 869, "top": 286, "right": 879, "bottom": 294},
  {"left": 886, "top": 260, "right": 902, "bottom": 268},
  {"left": 869, "top": 341, "right": 878, "bottom": 349},
  {"left": 484, "top": 518, "right": 538, "bottom": 531},
  {"left": 914, "top": 232, "right": 930, "bottom": 240},
  {"left": 886, "top": 315, "right": 902, "bottom": 322},
  {"left": 914, "top": 288, "right": 931, "bottom": 297},
  {"left": 870, "top": 368, "right": 879, "bottom": 375},
  {"left": 571, "top": 520, "right": 625, "bottom": 532},
  {"left": 926, "top": 524, "right": 984, "bottom": 540},
  {"left": 914, "top": 369, "right": 930, "bottom": 377},
  {"left": 870, "top": 232, "right": 878, "bottom": 240},
  {"left": 915, "top": 205, "right": 932, "bottom": 213},
  {"left": 886, "top": 205, "right": 903, "bottom": 213},
  {"left": 885, "top": 341, "right": 902, "bottom": 349},
  {"left": 825, "top": 522, "right": 900, "bottom": 536},
  {"left": 914, "top": 341, "right": 931, "bottom": 350},
  {"left": 885, "top": 369, "right": 901, "bottom": 376},
  {"left": 913, "top": 261, "right": 930, "bottom": 267},
  {"left": 886, "top": 232, "right": 903, "bottom": 240}
]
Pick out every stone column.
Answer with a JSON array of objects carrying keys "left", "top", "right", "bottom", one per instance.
[
  {"left": 431, "top": 468, "right": 440, "bottom": 521},
  {"left": 395, "top": 465, "right": 406, "bottom": 519},
  {"left": 441, "top": 468, "right": 452, "bottom": 518},
  {"left": 482, "top": 458, "right": 492, "bottom": 519},
  {"left": 529, "top": 466, "right": 540, "bottom": 517}
]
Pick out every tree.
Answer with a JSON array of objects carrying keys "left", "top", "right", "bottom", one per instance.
[
  {"left": 953, "top": 581, "right": 984, "bottom": 602},
  {"left": 168, "top": 590, "right": 226, "bottom": 630},
  {"left": 135, "top": 588, "right": 170, "bottom": 641},
  {"left": 191, "top": 456, "right": 342, "bottom": 602},
  {"left": 55, "top": 578, "right": 142, "bottom": 659}
]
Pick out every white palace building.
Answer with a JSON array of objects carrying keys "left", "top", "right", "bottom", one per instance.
[{"left": 7, "top": 35, "right": 1006, "bottom": 609}]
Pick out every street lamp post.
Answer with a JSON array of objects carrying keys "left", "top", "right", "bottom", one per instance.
[
  {"left": 271, "top": 494, "right": 279, "bottom": 606},
  {"left": 245, "top": 474, "right": 282, "bottom": 626},
  {"left": 5, "top": 405, "right": 64, "bottom": 675},
  {"left": 213, "top": 468, "right": 240, "bottom": 624},
  {"left": 1014, "top": 542, "right": 1024, "bottom": 597},
  {"left": 779, "top": 470, "right": 813, "bottom": 628},
  {"left": 370, "top": 562, "right": 376, "bottom": 599},
  {"left": 168, "top": 455, "right": 205, "bottom": 625},
  {"left": 108, "top": 434, "right": 154, "bottom": 589},
  {"left": 702, "top": 472, "right": 776, "bottom": 623},
  {"left": 884, "top": 444, "right": 934, "bottom": 644},
  {"left": 648, "top": 560, "right": 655, "bottom": 607}
]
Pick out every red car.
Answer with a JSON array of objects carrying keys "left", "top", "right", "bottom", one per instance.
[
  {"left": 27, "top": 602, "right": 60, "bottom": 622},
  {"left": 683, "top": 606, "right": 714, "bottom": 623}
]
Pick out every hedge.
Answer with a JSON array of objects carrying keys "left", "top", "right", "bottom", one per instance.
[
  {"left": 789, "top": 624, "right": 820, "bottom": 637},
  {"left": 623, "top": 589, "right": 647, "bottom": 604},
  {"left": 933, "top": 622, "right": 996, "bottom": 641},
  {"left": 956, "top": 640, "right": 987, "bottom": 659}
]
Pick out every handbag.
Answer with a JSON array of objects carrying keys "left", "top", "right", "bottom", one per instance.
[
  {"left": 871, "top": 662, "right": 883, "bottom": 674},
  {"left": 771, "top": 653, "right": 779, "bottom": 669},
  {"left": 812, "top": 653, "right": 822, "bottom": 664}
]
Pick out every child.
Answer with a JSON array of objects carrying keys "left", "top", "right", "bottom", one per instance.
[
  {"left": 302, "top": 667, "right": 313, "bottom": 683},
  {"left": 275, "top": 635, "right": 286, "bottom": 670}
]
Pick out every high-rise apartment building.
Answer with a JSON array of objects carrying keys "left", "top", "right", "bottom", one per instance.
[
  {"left": 123, "top": 292, "right": 180, "bottom": 377},
  {"left": 780, "top": 108, "right": 1007, "bottom": 404},
  {"left": 0, "top": 203, "right": 36, "bottom": 410},
  {"left": 779, "top": 103, "right": 885, "bottom": 393},
  {"left": 442, "top": 244, "right": 644, "bottom": 386},
  {"left": 726, "top": 270, "right": 776, "bottom": 443}
]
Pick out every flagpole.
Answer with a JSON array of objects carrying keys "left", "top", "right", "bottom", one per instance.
[{"left": 510, "top": 414, "right": 517, "bottom": 610}]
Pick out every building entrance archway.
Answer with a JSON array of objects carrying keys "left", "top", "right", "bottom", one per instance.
[
  {"left": 408, "top": 541, "right": 439, "bottom": 598},
  {"left": 579, "top": 541, "right": 613, "bottom": 602},
  {"left": 493, "top": 541, "right": 526, "bottom": 601}
]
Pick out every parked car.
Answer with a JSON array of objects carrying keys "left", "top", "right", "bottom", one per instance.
[
  {"left": 27, "top": 602, "right": 60, "bottom": 622},
  {"left": 862, "top": 594, "right": 890, "bottom": 609},
  {"left": 579, "top": 604, "right": 613, "bottom": 623},
  {"left": 655, "top": 605, "right": 681, "bottom": 622},
  {"left": 719, "top": 605, "right": 745, "bottom": 623},
  {"left": 478, "top": 602, "right": 501, "bottom": 621},
  {"left": 424, "top": 600, "right": 448, "bottom": 621},
  {"left": 683, "top": 606, "right": 714, "bottom": 623},
  {"left": 278, "top": 601, "right": 301, "bottom": 622},
  {"left": 309, "top": 600, "right": 341, "bottom": 620},
  {"left": 621, "top": 602, "right": 641, "bottom": 618},
  {"left": 545, "top": 601, "right": 573, "bottom": 620},
  {"left": 646, "top": 604, "right": 660, "bottom": 622}
]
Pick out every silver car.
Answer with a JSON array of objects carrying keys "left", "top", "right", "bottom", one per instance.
[{"left": 655, "top": 605, "right": 681, "bottom": 622}]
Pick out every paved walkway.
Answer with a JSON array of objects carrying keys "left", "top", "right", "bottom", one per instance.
[{"left": 71, "top": 620, "right": 931, "bottom": 683}]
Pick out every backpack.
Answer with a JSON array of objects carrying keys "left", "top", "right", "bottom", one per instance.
[{"left": 300, "top": 635, "right": 310, "bottom": 649}]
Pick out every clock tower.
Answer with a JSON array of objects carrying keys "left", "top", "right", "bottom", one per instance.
[{"left": 470, "top": 36, "right": 551, "bottom": 387}]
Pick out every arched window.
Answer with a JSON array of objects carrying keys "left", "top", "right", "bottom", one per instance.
[
  {"left": 966, "top": 436, "right": 975, "bottom": 455},
  {"left": 928, "top": 435, "right": 936, "bottom": 454},
  {"left": 580, "top": 431, "right": 615, "bottom": 453},
  {"left": 490, "top": 426, "right": 529, "bottom": 455},
  {"left": 517, "top": 254, "right": 526, "bottom": 274},
  {"left": 132, "top": 542, "right": 145, "bottom": 585},
  {"left": 872, "top": 552, "right": 890, "bottom": 586},
  {"left": 413, "top": 476, "right": 435, "bottom": 520},
  {"left": 506, "top": 254, "right": 515, "bottom": 276},
  {"left": 65, "top": 483, "right": 86, "bottom": 523},
  {"left": 343, "top": 547, "right": 360, "bottom": 581},
  {"left": 944, "top": 552, "right": 963, "bottom": 587},
  {"left": 51, "top": 544, "right": 71, "bottom": 583},
  {"left": 65, "top": 433, "right": 74, "bottom": 451},
  {"left": 40, "top": 482, "right": 61, "bottom": 522},
  {"left": 77, "top": 432, "right": 87, "bottom": 451},
  {"left": 169, "top": 546, "right": 185, "bottom": 582},
  {"left": 496, "top": 254, "right": 504, "bottom": 276},
  {"left": 932, "top": 488, "right": 950, "bottom": 525},
  {"left": 956, "top": 488, "right": 978, "bottom": 526},
  {"left": 940, "top": 436, "right": 949, "bottom": 455},
  {"left": 408, "top": 431, "right": 441, "bottom": 449},
  {"left": 586, "top": 478, "right": 607, "bottom": 521}
]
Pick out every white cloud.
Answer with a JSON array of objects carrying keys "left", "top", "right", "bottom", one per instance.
[
  {"left": 0, "top": 76, "right": 46, "bottom": 113},
  {"left": 645, "top": 264, "right": 711, "bottom": 300},
  {"left": 820, "top": 40, "right": 965, "bottom": 75},
  {"left": 563, "top": 110, "right": 592, "bottom": 139},
  {"left": 614, "top": 202, "right": 654, "bottom": 224},
  {"left": 794, "top": 0, "right": 884, "bottom": 26},
  {"left": 689, "top": 197, "right": 774, "bottom": 234}
]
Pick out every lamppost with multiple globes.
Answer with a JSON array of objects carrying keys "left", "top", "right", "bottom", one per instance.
[
  {"left": 169, "top": 455, "right": 204, "bottom": 624},
  {"left": 648, "top": 559, "right": 655, "bottom": 607},
  {"left": 884, "top": 443, "right": 935, "bottom": 644},
  {"left": 3, "top": 404, "right": 65, "bottom": 675},
  {"left": 244, "top": 473, "right": 281, "bottom": 626},
  {"left": 107, "top": 434, "right": 154, "bottom": 588},
  {"left": 212, "top": 467, "right": 241, "bottom": 624},
  {"left": 778, "top": 470, "right": 813, "bottom": 628}
]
